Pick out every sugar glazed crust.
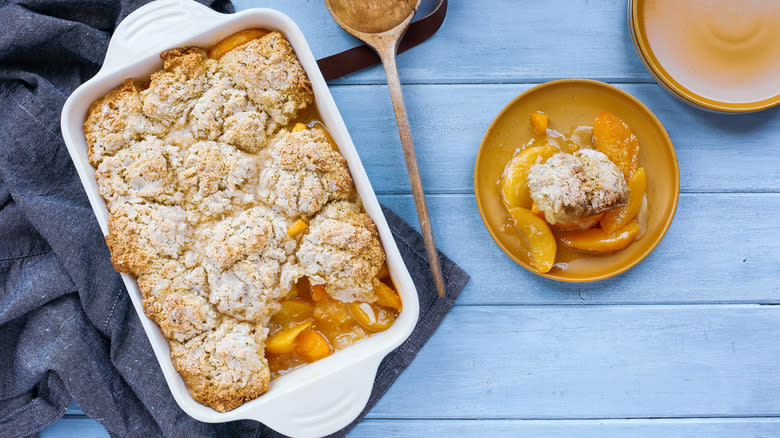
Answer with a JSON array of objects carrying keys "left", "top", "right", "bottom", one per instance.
[{"left": 84, "top": 32, "right": 386, "bottom": 412}]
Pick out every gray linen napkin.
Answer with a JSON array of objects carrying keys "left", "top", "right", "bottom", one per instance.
[{"left": 0, "top": 0, "right": 469, "bottom": 436}]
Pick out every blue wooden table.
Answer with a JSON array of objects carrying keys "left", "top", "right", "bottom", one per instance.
[{"left": 44, "top": 0, "right": 780, "bottom": 436}]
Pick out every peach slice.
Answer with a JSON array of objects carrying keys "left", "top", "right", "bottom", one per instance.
[
  {"left": 295, "top": 328, "right": 332, "bottom": 362},
  {"left": 509, "top": 207, "right": 557, "bottom": 273},
  {"left": 332, "top": 325, "right": 368, "bottom": 351},
  {"left": 311, "top": 283, "right": 328, "bottom": 301},
  {"left": 374, "top": 281, "right": 403, "bottom": 312},
  {"left": 287, "top": 219, "right": 308, "bottom": 237},
  {"left": 265, "top": 319, "right": 313, "bottom": 354},
  {"left": 635, "top": 194, "right": 649, "bottom": 241},
  {"left": 349, "top": 302, "right": 395, "bottom": 332},
  {"left": 601, "top": 167, "right": 647, "bottom": 234},
  {"left": 292, "top": 122, "right": 308, "bottom": 133},
  {"left": 312, "top": 296, "right": 352, "bottom": 326},
  {"left": 377, "top": 262, "right": 390, "bottom": 280},
  {"left": 593, "top": 112, "right": 639, "bottom": 179},
  {"left": 530, "top": 112, "right": 549, "bottom": 136},
  {"left": 271, "top": 300, "right": 314, "bottom": 325},
  {"left": 558, "top": 221, "right": 640, "bottom": 254},
  {"left": 500, "top": 145, "right": 558, "bottom": 209},
  {"left": 208, "top": 29, "right": 269, "bottom": 60}
]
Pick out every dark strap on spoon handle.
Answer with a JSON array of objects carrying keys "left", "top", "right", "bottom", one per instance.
[{"left": 316, "top": 0, "right": 448, "bottom": 81}]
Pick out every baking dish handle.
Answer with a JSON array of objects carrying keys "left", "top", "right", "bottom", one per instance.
[
  {"left": 253, "top": 356, "right": 384, "bottom": 438},
  {"left": 102, "top": 0, "right": 226, "bottom": 74}
]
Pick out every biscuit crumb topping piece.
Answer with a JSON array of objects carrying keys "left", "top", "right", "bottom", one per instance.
[
  {"left": 285, "top": 201, "right": 385, "bottom": 303},
  {"left": 170, "top": 319, "right": 270, "bottom": 413},
  {"left": 104, "top": 203, "right": 189, "bottom": 276},
  {"left": 528, "top": 149, "right": 628, "bottom": 225},
  {"left": 142, "top": 47, "right": 211, "bottom": 130},
  {"left": 260, "top": 125, "right": 354, "bottom": 218},
  {"left": 197, "top": 206, "right": 296, "bottom": 324},
  {"left": 84, "top": 80, "right": 164, "bottom": 166},
  {"left": 219, "top": 32, "right": 314, "bottom": 128}
]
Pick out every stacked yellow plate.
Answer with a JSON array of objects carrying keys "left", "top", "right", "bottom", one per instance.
[{"left": 629, "top": 0, "right": 780, "bottom": 112}]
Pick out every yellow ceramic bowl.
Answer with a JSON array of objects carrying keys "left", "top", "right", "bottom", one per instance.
[
  {"left": 629, "top": 0, "right": 780, "bottom": 113},
  {"left": 474, "top": 79, "right": 679, "bottom": 282}
]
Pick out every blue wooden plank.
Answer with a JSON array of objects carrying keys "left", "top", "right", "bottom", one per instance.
[
  {"left": 330, "top": 84, "right": 780, "bottom": 195},
  {"left": 40, "top": 418, "right": 108, "bottom": 438},
  {"left": 41, "top": 416, "right": 780, "bottom": 437},
  {"left": 232, "top": 0, "right": 652, "bottom": 84},
  {"left": 352, "top": 418, "right": 780, "bottom": 437},
  {"left": 40, "top": 417, "right": 780, "bottom": 437},
  {"left": 379, "top": 193, "right": 780, "bottom": 305},
  {"left": 368, "top": 305, "right": 780, "bottom": 419}
]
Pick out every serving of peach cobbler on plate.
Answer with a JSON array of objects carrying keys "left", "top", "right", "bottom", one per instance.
[
  {"left": 499, "top": 111, "right": 649, "bottom": 274},
  {"left": 474, "top": 80, "right": 678, "bottom": 282}
]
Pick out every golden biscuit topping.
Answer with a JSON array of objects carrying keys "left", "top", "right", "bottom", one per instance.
[
  {"left": 284, "top": 201, "right": 385, "bottom": 303},
  {"left": 260, "top": 125, "right": 354, "bottom": 218},
  {"left": 528, "top": 150, "right": 628, "bottom": 225},
  {"left": 85, "top": 31, "right": 392, "bottom": 412}
]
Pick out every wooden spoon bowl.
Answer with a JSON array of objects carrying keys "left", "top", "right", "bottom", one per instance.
[{"left": 326, "top": 0, "right": 417, "bottom": 35}]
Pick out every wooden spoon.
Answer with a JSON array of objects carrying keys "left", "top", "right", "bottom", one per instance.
[{"left": 324, "top": 0, "right": 446, "bottom": 298}]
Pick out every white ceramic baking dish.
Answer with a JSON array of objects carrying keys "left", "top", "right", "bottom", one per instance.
[{"left": 60, "top": 1, "right": 420, "bottom": 436}]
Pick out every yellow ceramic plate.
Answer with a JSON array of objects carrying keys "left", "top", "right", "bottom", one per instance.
[
  {"left": 630, "top": 0, "right": 780, "bottom": 113},
  {"left": 474, "top": 79, "right": 679, "bottom": 282}
]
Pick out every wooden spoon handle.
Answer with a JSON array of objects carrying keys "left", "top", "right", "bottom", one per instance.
[{"left": 378, "top": 47, "right": 446, "bottom": 298}]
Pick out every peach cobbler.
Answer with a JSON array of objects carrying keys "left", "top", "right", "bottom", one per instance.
[
  {"left": 84, "top": 30, "right": 401, "bottom": 412},
  {"left": 499, "top": 111, "right": 649, "bottom": 273}
]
